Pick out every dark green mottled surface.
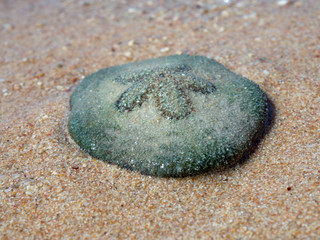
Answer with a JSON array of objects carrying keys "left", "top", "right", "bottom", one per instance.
[{"left": 68, "top": 55, "right": 268, "bottom": 177}]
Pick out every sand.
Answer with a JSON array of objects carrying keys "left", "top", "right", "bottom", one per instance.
[{"left": 0, "top": 0, "right": 319, "bottom": 239}]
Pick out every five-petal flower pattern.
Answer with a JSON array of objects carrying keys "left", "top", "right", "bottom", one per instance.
[{"left": 115, "top": 64, "right": 216, "bottom": 119}]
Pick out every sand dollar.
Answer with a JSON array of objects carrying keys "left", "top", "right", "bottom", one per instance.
[{"left": 68, "top": 55, "right": 268, "bottom": 177}]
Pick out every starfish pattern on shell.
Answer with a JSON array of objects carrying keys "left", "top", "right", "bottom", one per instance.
[{"left": 115, "top": 64, "right": 216, "bottom": 120}]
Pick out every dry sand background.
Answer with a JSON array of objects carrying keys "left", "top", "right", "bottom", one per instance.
[{"left": 0, "top": 0, "right": 319, "bottom": 239}]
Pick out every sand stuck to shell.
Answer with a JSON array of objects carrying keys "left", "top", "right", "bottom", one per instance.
[{"left": 68, "top": 55, "right": 268, "bottom": 177}]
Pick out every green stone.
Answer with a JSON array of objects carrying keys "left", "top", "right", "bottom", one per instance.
[{"left": 68, "top": 55, "right": 268, "bottom": 177}]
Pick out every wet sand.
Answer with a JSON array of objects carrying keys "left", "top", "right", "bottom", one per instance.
[{"left": 1, "top": 0, "right": 319, "bottom": 239}]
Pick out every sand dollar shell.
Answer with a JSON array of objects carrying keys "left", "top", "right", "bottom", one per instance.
[{"left": 68, "top": 55, "right": 268, "bottom": 177}]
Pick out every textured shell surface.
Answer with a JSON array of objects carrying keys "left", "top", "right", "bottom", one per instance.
[{"left": 68, "top": 55, "right": 268, "bottom": 177}]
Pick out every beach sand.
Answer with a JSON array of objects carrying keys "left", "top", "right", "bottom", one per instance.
[{"left": 1, "top": 0, "right": 319, "bottom": 239}]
